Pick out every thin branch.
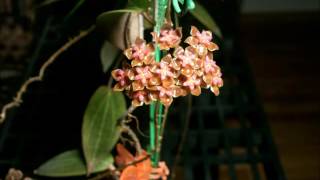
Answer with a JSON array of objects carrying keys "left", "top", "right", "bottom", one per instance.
[
  {"left": 158, "top": 105, "right": 169, "bottom": 154},
  {"left": 0, "top": 25, "right": 95, "bottom": 124},
  {"left": 120, "top": 136, "right": 135, "bottom": 146},
  {"left": 121, "top": 125, "right": 142, "bottom": 155},
  {"left": 127, "top": 113, "right": 149, "bottom": 138},
  {"left": 121, "top": 154, "right": 150, "bottom": 170},
  {"left": 166, "top": 0, "right": 172, "bottom": 24},
  {"left": 119, "top": 105, "right": 136, "bottom": 123},
  {"left": 154, "top": 101, "right": 160, "bottom": 162}
]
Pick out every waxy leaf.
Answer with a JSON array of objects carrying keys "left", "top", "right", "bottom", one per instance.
[
  {"left": 190, "top": 2, "right": 222, "bottom": 38},
  {"left": 82, "top": 86, "right": 126, "bottom": 174},
  {"left": 100, "top": 41, "right": 120, "bottom": 73},
  {"left": 127, "top": 0, "right": 150, "bottom": 11},
  {"left": 34, "top": 150, "right": 113, "bottom": 177},
  {"left": 96, "top": 9, "right": 144, "bottom": 50}
]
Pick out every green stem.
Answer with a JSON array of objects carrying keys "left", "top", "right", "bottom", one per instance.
[
  {"left": 149, "top": 0, "right": 168, "bottom": 168},
  {"left": 155, "top": 102, "right": 163, "bottom": 163},
  {"left": 149, "top": 102, "right": 155, "bottom": 165}
]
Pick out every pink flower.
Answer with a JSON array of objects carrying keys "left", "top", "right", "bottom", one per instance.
[
  {"left": 152, "top": 55, "right": 176, "bottom": 80},
  {"left": 124, "top": 38, "right": 155, "bottom": 67},
  {"left": 202, "top": 69, "right": 223, "bottom": 96},
  {"left": 182, "top": 75, "right": 202, "bottom": 96},
  {"left": 203, "top": 53, "right": 219, "bottom": 74},
  {"left": 194, "top": 27, "right": 212, "bottom": 45},
  {"left": 113, "top": 26, "right": 223, "bottom": 107},
  {"left": 134, "top": 66, "right": 152, "bottom": 84},
  {"left": 147, "top": 85, "right": 174, "bottom": 106},
  {"left": 132, "top": 66, "right": 153, "bottom": 91},
  {"left": 112, "top": 69, "right": 132, "bottom": 91},
  {"left": 172, "top": 86, "right": 187, "bottom": 97},
  {"left": 185, "top": 26, "right": 219, "bottom": 56},
  {"left": 158, "top": 86, "right": 173, "bottom": 98},
  {"left": 183, "top": 75, "right": 201, "bottom": 90},
  {"left": 131, "top": 90, "right": 151, "bottom": 106},
  {"left": 173, "top": 46, "right": 197, "bottom": 69},
  {"left": 154, "top": 86, "right": 174, "bottom": 106},
  {"left": 152, "top": 27, "right": 182, "bottom": 50}
]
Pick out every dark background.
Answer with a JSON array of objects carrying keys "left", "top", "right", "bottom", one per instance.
[{"left": 0, "top": 0, "right": 319, "bottom": 179}]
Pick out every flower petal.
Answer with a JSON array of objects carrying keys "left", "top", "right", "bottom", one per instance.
[
  {"left": 210, "top": 86, "right": 220, "bottom": 96},
  {"left": 173, "top": 46, "right": 184, "bottom": 57},
  {"left": 203, "top": 74, "right": 213, "bottom": 84},
  {"left": 173, "top": 87, "right": 187, "bottom": 97},
  {"left": 191, "top": 86, "right": 201, "bottom": 96},
  {"left": 132, "top": 81, "right": 144, "bottom": 91},
  {"left": 181, "top": 66, "right": 194, "bottom": 77},
  {"left": 113, "top": 83, "right": 125, "bottom": 91},
  {"left": 184, "top": 36, "right": 198, "bottom": 46},
  {"left": 120, "top": 166, "right": 137, "bottom": 180},
  {"left": 162, "top": 78, "right": 175, "bottom": 88},
  {"left": 190, "top": 26, "right": 200, "bottom": 36},
  {"left": 197, "top": 44, "right": 208, "bottom": 56},
  {"left": 132, "top": 99, "right": 143, "bottom": 107},
  {"left": 149, "top": 76, "right": 161, "bottom": 86},
  {"left": 115, "top": 144, "right": 135, "bottom": 166},
  {"left": 148, "top": 91, "right": 159, "bottom": 101},
  {"left": 207, "top": 42, "right": 219, "bottom": 51},
  {"left": 124, "top": 48, "right": 133, "bottom": 59},
  {"left": 132, "top": 59, "right": 143, "bottom": 67},
  {"left": 160, "top": 96, "right": 173, "bottom": 106}
]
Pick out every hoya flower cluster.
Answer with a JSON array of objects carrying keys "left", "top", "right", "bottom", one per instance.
[{"left": 112, "top": 26, "right": 223, "bottom": 107}]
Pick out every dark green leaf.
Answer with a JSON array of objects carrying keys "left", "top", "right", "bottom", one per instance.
[
  {"left": 143, "top": 17, "right": 153, "bottom": 29},
  {"left": 34, "top": 150, "right": 113, "bottom": 177},
  {"left": 190, "top": 1, "right": 222, "bottom": 38},
  {"left": 100, "top": 41, "right": 120, "bottom": 73},
  {"left": 82, "top": 86, "right": 126, "bottom": 174},
  {"left": 127, "top": 0, "right": 150, "bottom": 11}
]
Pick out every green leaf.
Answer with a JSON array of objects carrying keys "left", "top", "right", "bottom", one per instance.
[
  {"left": 190, "top": 1, "right": 222, "bottom": 38},
  {"left": 96, "top": 9, "right": 143, "bottom": 50},
  {"left": 34, "top": 150, "right": 113, "bottom": 177},
  {"left": 97, "top": 9, "right": 143, "bottom": 30},
  {"left": 100, "top": 41, "right": 120, "bottom": 73},
  {"left": 82, "top": 86, "right": 126, "bottom": 175},
  {"left": 127, "top": 0, "right": 150, "bottom": 11},
  {"left": 143, "top": 17, "right": 153, "bottom": 29}
]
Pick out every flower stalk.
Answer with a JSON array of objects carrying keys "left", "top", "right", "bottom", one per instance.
[{"left": 150, "top": 0, "right": 167, "bottom": 168}]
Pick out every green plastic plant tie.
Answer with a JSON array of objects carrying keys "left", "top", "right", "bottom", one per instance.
[
  {"left": 172, "top": 0, "right": 195, "bottom": 13},
  {"left": 172, "top": 0, "right": 182, "bottom": 13},
  {"left": 186, "top": 0, "right": 195, "bottom": 10}
]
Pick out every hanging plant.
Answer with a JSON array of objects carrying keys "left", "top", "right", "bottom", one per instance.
[{"left": 0, "top": 0, "right": 223, "bottom": 179}]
